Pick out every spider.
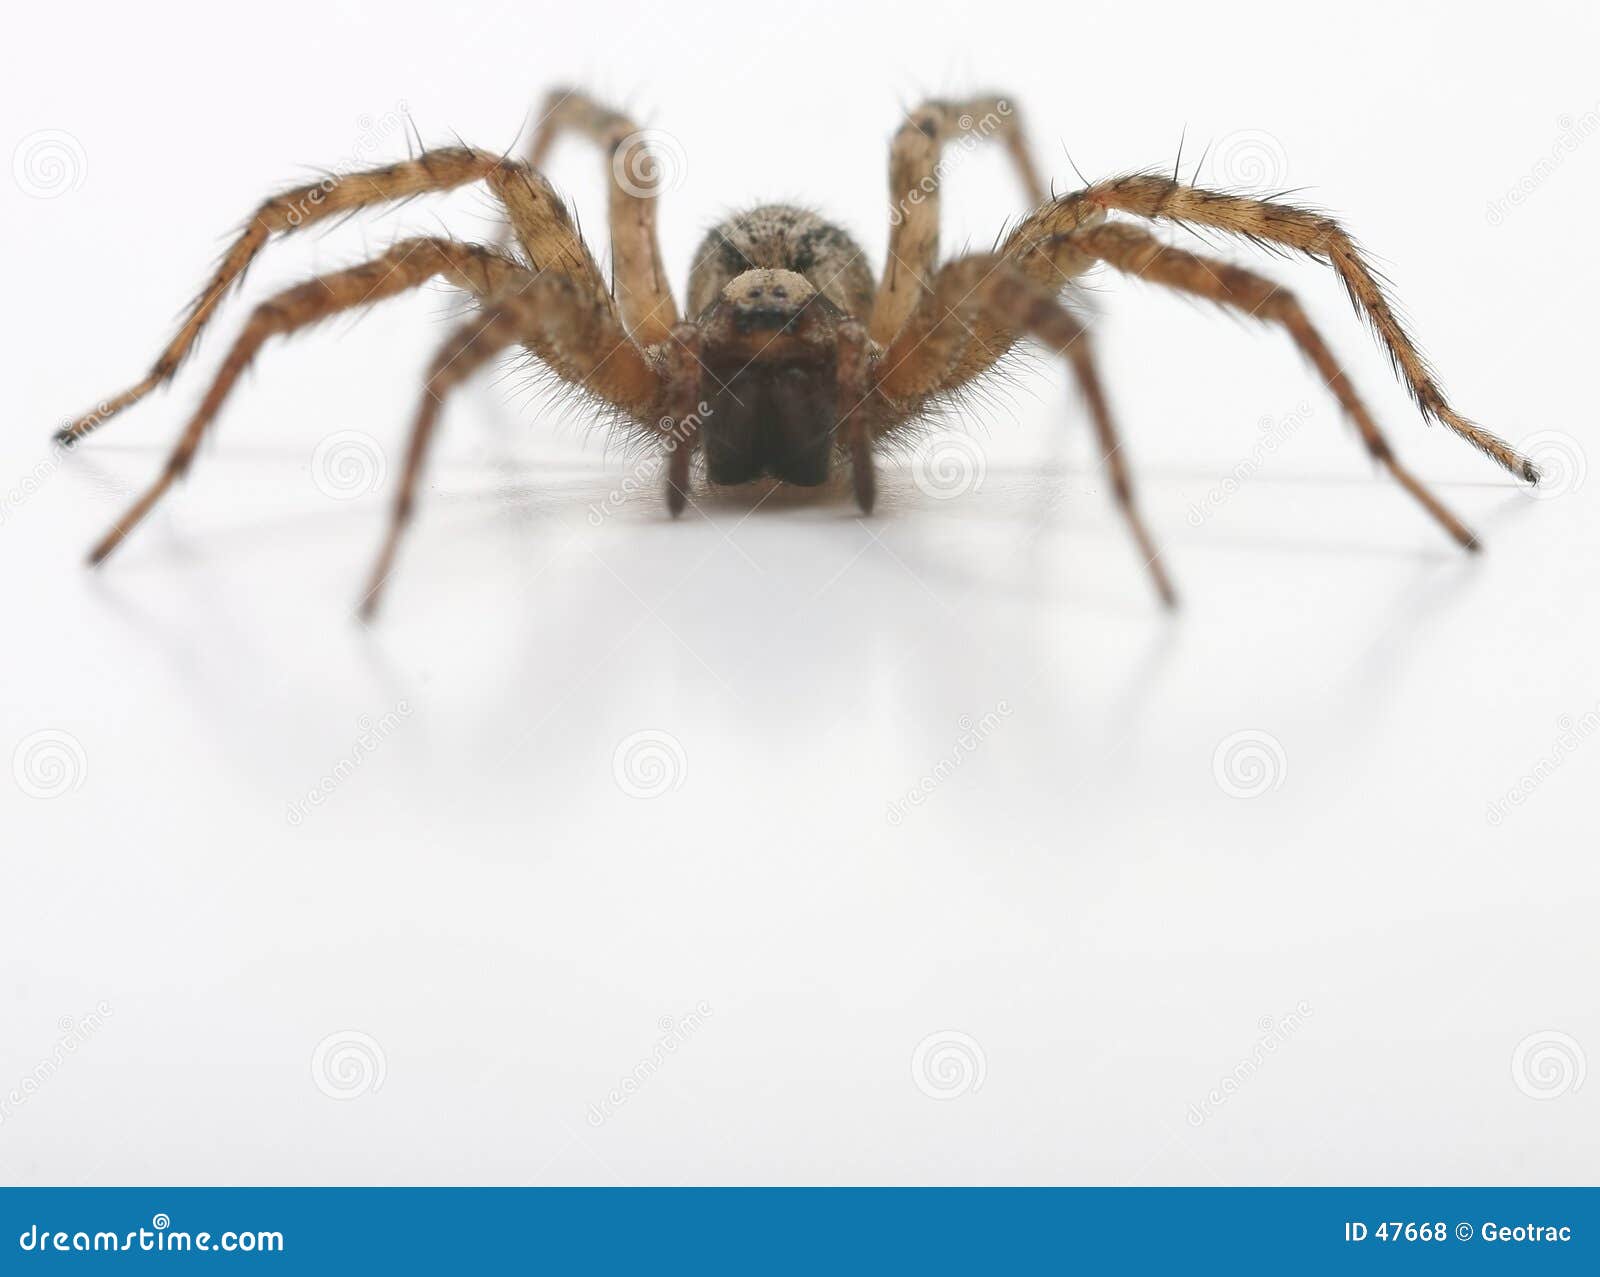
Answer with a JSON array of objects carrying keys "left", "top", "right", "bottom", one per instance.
[{"left": 58, "top": 88, "right": 1540, "bottom": 617}]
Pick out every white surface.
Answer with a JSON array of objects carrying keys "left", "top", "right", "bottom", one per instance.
[{"left": 3, "top": 0, "right": 1596, "bottom": 1185}]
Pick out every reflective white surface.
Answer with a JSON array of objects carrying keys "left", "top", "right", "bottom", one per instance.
[{"left": 3, "top": 0, "right": 1595, "bottom": 1185}]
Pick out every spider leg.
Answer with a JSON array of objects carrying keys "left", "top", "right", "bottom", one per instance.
[
  {"left": 87, "top": 239, "right": 657, "bottom": 567},
  {"left": 59, "top": 147, "right": 606, "bottom": 443},
  {"left": 363, "top": 296, "right": 685, "bottom": 617},
  {"left": 514, "top": 87, "right": 681, "bottom": 347},
  {"left": 1005, "top": 176, "right": 1536, "bottom": 482},
  {"left": 1061, "top": 222, "right": 1479, "bottom": 549},
  {"left": 837, "top": 320, "right": 875, "bottom": 513},
  {"left": 986, "top": 272, "right": 1176, "bottom": 604},
  {"left": 874, "top": 254, "right": 1175, "bottom": 603},
  {"left": 660, "top": 324, "right": 703, "bottom": 517},
  {"left": 359, "top": 309, "right": 527, "bottom": 618},
  {"left": 876, "top": 254, "right": 1000, "bottom": 402},
  {"left": 871, "top": 94, "right": 1046, "bottom": 346}
]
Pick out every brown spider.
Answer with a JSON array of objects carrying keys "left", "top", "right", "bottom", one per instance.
[{"left": 59, "top": 88, "right": 1540, "bottom": 618}]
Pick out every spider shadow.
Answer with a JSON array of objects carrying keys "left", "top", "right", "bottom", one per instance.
[{"left": 1341, "top": 489, "right": 1540, "bottom": 694}]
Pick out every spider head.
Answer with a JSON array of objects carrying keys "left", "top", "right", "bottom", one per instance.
[
  {"left": 699, "top": 269, "right": 834, "bottom": 350},
  {"left": 694, "top": 270, "right": 846, "bottom": 488}
]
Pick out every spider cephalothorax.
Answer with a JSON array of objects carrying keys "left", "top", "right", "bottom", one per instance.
[{"left": 59, "top": 88, "right": 1539, "bottom": 619}]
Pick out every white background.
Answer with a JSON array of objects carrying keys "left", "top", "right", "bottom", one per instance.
[{"left": 3, "top": 0, "right": 1595, "bottom": 1185}]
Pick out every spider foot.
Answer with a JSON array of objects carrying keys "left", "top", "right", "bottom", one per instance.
[
  {"left": 1151, "top": 564, "right": 1179, "bottom": 609},
  {"left": 665, "top": 444, "right": 691, "bottom": 517},
  {"left": 851, "top": 452, "right": 876, "bottom": 515}
]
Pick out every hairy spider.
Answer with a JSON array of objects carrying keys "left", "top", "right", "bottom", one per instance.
[{"left": 59, "top": 88, "right": 1540, "bottom": 617}]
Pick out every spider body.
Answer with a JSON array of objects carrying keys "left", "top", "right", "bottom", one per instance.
[
  {"left": 695, "top": 267, "right": 846, "bottom": 486},
  {"left": 685, "top": 205, "right": 877, "bottom": 487},
  {"left": 687, "top": 205, "right": 877, "bottom": 319},
  {"left": 59, "top": 90, "right": 1539, "bottom": 618}
]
